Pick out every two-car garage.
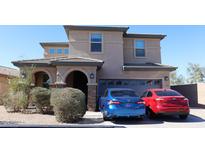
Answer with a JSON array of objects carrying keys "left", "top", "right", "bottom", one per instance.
[{"left": 97, "top": 79, "right": 163, "bottom": 98}]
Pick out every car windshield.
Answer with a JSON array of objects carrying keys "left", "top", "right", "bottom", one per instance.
[
  {"left": 111, "top": 90, "right": 138, "bottom": 97},
  {"left": 155, "top": 90, "right": 181, "bottom": 96}
]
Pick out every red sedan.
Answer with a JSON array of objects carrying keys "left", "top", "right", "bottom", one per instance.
[{"left": 141, "top": 89, "right": 190, "bottom": 119}]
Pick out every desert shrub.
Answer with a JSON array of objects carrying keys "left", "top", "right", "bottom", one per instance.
[
  {"left": 51, "top": 88, "right": 86, "bottom": 123},
  {"left": 0, "top": 94, "right": 4, "bottom": 105},
  {"left": 3, "top": 91, "right": 27, "bottom": 112},
  {"left": 31, "top": 87, "right": 51, "bottom": 113}
]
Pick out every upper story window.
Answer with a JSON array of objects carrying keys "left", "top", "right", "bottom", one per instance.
[
  {"left": 49, "top": 48, "right": 69, "bottom": 55},
  {"left": 64, "top": 49, "right": 69, "bottom": 54},
  {"left": 90, "top": 33, "right": 102, "bottom": 52},
  {"left": 49, "top": 48, "right": 55, "bottom": 54},
  {"left": 134, "top": 40, "right": 145, "bottom": 57},
  {"left": 57, "top": 48, "right": 63, "bottom": 54}
]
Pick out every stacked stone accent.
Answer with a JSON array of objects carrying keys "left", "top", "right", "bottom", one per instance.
[{"left": 87, "top": 85, "right": 97, "bottom": 111}]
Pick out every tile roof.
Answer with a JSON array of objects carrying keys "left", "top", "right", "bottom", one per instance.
[
  {"left": 12, "top": 56, "right": 104, "bottom": 67},
  {"left": 40, "top": 42, "right": 69, "bottom": 48},
  {"left": 0, "top": 65, "right": 19, "bottom": 77}
]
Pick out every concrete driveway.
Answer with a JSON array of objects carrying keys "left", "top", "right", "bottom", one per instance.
[
  {"left": 0, "top": 106, "right": 204, "bottom": 128},
  {"left": 79, "top": 108, "right": 205, "bottom": 128}
]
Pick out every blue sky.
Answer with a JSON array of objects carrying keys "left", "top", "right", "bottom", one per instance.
[{"left": 0, "top": 25, "right": 204, "bottom": 77}]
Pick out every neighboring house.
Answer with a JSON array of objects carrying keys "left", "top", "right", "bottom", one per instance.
[
  {"left": 12, "top": 25, "right": 177, "bottom": 111},
  {"left": 0, "top": 66, "right": 19, "bottom": 95}
]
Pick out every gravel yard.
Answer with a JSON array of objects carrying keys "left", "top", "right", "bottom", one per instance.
[
  {"left": 0, "top": 105, "right": 205, "bottom": 128},
  {"left": 0, "top": 106, "right": 58, "bottom": 125}
]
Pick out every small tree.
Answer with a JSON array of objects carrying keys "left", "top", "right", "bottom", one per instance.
[
  {"left": 187, "top": 63, "right": 204, "bottom": 84},
  {"left": 201, "top": 67, "right": 205, "bottom": 81},
  {"left": 6, "top": 66, "right": 35, "bottom": 110},
  {"left": 170, "top": 71, "right": 185, "bottom": 85}
]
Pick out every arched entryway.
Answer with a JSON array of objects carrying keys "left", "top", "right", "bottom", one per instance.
[
  {"left": 65, "top": 71, "right": 88, "bottom": 107},
  {"left": 34, "top": 71, "right": 50, "bottom": 88}
]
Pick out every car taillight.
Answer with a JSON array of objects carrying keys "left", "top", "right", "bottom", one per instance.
[
  {"left": 155, "top": 98, "right": 164, "bottom": 101},
  {"left": 108, "top": 100, "right": 120, "bottom": 105},
  {"left": 183, "top": 98, "right": 189, "bottom": 106},
  {"left": 183, "top": 98, "right": 189, "bottom": 101},
  {"left": 155, "top": 98, "right": 164, "bottom": 103}
]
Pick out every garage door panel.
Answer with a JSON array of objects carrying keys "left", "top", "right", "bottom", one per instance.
[{"left": 98, "top": 79, "right": 162, "bottom": 98}]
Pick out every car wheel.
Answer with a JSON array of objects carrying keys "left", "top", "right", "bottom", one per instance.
[
  {"left": 103, "top": 116, "right": 109, "bottom": 121},
  {"left": 103, "top": 112, "right": 111, "bottom": 121},
  {"left": 179, "top": 114, "right": 188, "bottom": 120},
  {"left": 138, "top": 115, "right": 145, "bottom": 121},
  {"left": 146, "top": 107, "right": 156, "bottom": 119},
  {"left": 103, "top": 115, "right": 112, "bottom": 121}
]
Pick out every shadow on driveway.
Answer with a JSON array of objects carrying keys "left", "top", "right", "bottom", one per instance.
[
  {"left": 157, "top": 114, "right": 205, "bottom": 123},
  {"left": 111, "top": 117, "right": 164, "bottom": 125},
  {"left": 77, "top": 117, "right": 104, "bottom": 124},
  {"left": 111, "top": 114, "right": 205, "bottom": 125}
]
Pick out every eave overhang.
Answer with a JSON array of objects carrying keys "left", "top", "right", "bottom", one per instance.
[
  {"left": 123, "top": 63, "right": 177, "bottom": 71},
  {"left": 12, "top": 57, "right": 104, "bottom": 69},
  {"left": 123, "top": 33, "right": 166, "bottom": 40}
]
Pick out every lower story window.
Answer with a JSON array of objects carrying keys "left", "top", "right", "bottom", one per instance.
[
  {"left": 91, "top": 43, "right": 102, "bottom": 52},
  {"left": 135, "top": 49, "right": 145, "bottom": 57}
]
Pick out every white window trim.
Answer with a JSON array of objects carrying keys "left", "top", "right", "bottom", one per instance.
[
  {"left": 134, "top": 39, "right": 146, "bottom": 58},
  {"left": 89, "top": 32, "right": 104, "bottom": 54}
]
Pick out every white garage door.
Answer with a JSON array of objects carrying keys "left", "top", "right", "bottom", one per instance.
[{"left": 97, "top": 79, "right": 162, "bottom": 98}]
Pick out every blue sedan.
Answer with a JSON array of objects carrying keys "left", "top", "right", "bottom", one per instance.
[{"left": 98, "top": 88, "right": 146, "bottom": 121}]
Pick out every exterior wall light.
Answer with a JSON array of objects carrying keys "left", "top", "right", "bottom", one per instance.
[
  {"left": 21, "top": 71, "right": 26, "bottom": 79},
  {"left": 164, "top": 76, "right": 169, "bottom": 81},
  {"left": 90, "top": 73, "right": 95, "bottom": 79}
]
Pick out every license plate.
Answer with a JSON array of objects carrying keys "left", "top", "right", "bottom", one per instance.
[{"left": 125, "top": 104, "right": 131, "bottom": 108}]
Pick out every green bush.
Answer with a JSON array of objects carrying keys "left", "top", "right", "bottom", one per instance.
[
  {"left": 51, "top": 88, "right": 86, "bottom": 123},
  {"left": 3, "top": 91, "right": 27, "bottom": 112},
  {"left": 31, "top": 87, "right": 51, "bottom": 113}
]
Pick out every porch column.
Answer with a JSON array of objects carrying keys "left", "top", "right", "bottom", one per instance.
[
  {"left": 54, "top": 68, "right": 67, "bottom": 88},
  {"left": 87, "top": 83, "right": 97, "bottom": 111}
]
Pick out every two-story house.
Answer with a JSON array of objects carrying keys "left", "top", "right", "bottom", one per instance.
[{"left": 12, "top": 25, "right": 177, "bottom": 111}]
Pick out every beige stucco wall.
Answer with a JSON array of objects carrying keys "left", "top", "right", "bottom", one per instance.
[
  {"left": 55, "top": 66, "right": 97, "bottom": 85},
  {"left": 0, "top": 75, "right": 9, "bottom": 95},
  {"left": 69, "top": 30, "right": 124, "bottom": 81},
  {"left": 68, "top": 30, "right": 169, "bottom": 88},
  {"left": 19, "top": 67, "right": 57, "bottom": 85},
  {"left": 197, "top": 83, "right": 205, "bottom": 105},
  {"left": 123, "top": 38, "right": 161, "bottom": 64}
]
